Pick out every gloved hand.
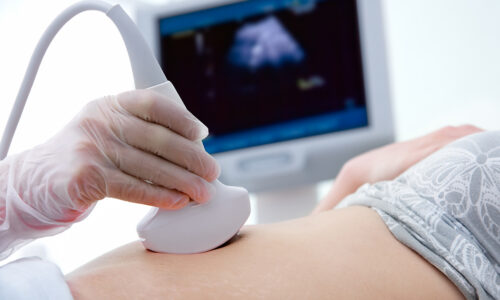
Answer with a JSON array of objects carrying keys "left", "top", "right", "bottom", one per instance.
[{"left": 0, "top": 89, "right": 220, "bottom": 258}]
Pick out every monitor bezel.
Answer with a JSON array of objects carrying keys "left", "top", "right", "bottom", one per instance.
[{"left": 136, "top": 0, "right": 394, "bottom": 192}]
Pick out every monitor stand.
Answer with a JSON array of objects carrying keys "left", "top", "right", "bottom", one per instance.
[{"left": 254, "top": 184, "right": 318, "bottom": 224}]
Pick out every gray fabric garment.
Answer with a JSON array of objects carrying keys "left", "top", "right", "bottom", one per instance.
[{"left": 338, "top": 131, "right": 500, "bottom": 300}]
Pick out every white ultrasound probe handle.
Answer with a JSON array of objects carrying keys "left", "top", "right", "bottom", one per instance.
[
  {"left": 137, "top": 82, "right": 251, "bottom": 254},
  {"left": 0, "top": 0, "right": 249, "bottom": 254}
]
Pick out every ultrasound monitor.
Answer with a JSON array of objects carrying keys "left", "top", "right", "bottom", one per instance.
[{"left": 136, "top": 0, "right": 393, "bottom": 192}]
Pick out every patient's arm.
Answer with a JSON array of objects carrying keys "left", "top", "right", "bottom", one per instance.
[
  {"left": 66, "top": 126, "right": 481, "bottom": 299},
  {"left": 66, "top": 207, "right": 463, "bottom": 299},
  {"left": 313, "top": 125, "right": 482, "bottom": 212}
]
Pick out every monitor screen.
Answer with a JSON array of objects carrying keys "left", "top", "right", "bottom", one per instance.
[{"left": 158, "top": 0, "right": 368, "bottom": 154}]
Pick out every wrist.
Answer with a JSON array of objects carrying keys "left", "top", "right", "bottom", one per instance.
[
  {"left": 312, "top": 163, "right": 363, "bottom": 214},
  {"left": 2, "top": 150, "right": 92, "bottom": 227},
  {"left": 337, "top": 160, "right": 364, "bottom": 192}
]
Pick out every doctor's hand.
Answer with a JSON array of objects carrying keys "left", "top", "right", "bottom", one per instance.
[
  {"left": 313, "top": 125, "right": 483, "bottom": 213},
  {"left": 3, "top": 89, "right": 220, "bottom": 223}
]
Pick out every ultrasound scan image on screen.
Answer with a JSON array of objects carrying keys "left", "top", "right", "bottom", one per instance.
[{"left": 159, "top": 0, "right": 368, "bottom": 153}]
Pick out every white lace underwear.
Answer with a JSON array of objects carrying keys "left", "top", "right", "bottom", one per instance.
[{"left": 339, "top": 131, "right": 500, "bottom": 300}]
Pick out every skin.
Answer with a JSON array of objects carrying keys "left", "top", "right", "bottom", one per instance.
[
  {"left": 66, "top": 207, "right": 463, "bottom": 300},
  {"left": 313, "top": 125, "right": 482, "bottom": 213},
  {"left": 66, "top": 125, "right": 481, "bottom": 299}
]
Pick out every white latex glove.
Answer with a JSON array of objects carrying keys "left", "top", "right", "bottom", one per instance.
[
  {"left": 0, "top": 257, "right": 72, "bottom": 300},
  {"left": 0, "top": 89, "right": 220, "bottom": 259}
]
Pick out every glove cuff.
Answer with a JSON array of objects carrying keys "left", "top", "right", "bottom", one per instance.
[{"left": 0, "top": 257, "right": 73, "bottom": 300}]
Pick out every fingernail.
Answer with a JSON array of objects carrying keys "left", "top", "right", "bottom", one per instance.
[
  {"left": 200, "top": 182, "right": 216, "bottom": 204},
  {"left": 171, "top": 194, "right": 189, "bottom": 208},
  {"left": 197, "top": 122, "right": 209, "bottom": 140},
  {"left": 208, "top": 182, "right": 216, "bottom": 198},
  {"left": 214, "top": 161, "right": 221, "bottom": 179}
]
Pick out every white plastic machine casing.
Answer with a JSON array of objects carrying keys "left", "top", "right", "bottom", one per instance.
[{"left": 135, "top": 0, "right": 394, "bottom": 193}]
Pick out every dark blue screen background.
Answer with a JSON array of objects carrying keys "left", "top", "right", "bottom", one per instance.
[{"left": 159, "top": 0, "right": 368, "bottom": 153}]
